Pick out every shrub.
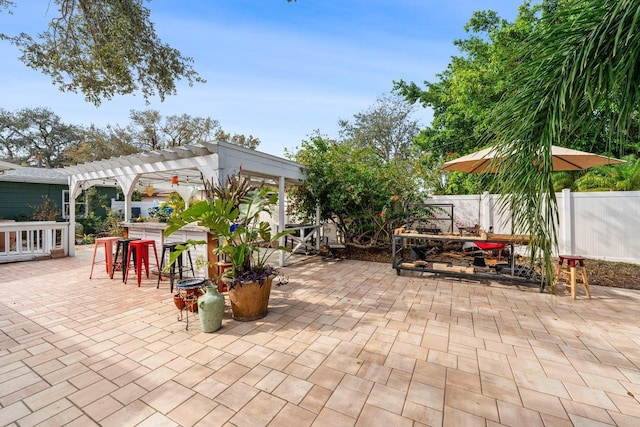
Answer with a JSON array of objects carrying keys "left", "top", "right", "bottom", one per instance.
[{"left": 30, "top": 195, "right": 61, "bottom": 221}]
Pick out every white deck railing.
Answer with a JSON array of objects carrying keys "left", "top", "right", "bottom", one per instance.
[{"left": 0, "top": 221, "right": 69, "bottom": 263}]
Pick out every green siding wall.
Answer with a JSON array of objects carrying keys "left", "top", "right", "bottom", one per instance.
[
  {"left": 0, "top": 182, "right": 66, "bottom": 220},
  {"left": 0, "top": 182, "right": 118, "bottom": 220},
  {"left": 92, "top": 187, "right": 118, "bottom": 217}
]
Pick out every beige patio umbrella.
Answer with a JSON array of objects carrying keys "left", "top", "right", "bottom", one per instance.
[
  {"left": 443, "top": 144, "right": 625, "bottom": 239},
  {"left": 442, "top": 145, "right": 624, "bottom": 173}
]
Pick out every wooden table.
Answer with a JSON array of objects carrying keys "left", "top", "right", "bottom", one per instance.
[{"left": 391, "top": 231, "right": 542, "bottom": 290}]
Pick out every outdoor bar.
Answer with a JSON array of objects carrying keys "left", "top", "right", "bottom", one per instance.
[{"left": 60, "top": 140, "right": 309, "bottom": 269}]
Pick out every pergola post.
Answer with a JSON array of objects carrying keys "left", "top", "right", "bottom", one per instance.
[
  {"left": 115, "top": 176, "right": 138, "bottom": 222},
  {"left": 67, "top": 176, "right": 82, "bottom": 257}
]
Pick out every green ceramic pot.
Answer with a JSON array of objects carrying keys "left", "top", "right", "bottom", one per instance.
[{"left": 198, "top": 285, "right": 225, "bottom": 332}]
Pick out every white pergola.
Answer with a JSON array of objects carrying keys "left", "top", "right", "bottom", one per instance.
[{"left": 61, "top": 141, "right": 307, "bottom": 265}]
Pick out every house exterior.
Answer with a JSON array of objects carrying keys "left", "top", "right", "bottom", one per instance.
[{"left": 0, "top": 162, "right": 116, "bottom": 221}]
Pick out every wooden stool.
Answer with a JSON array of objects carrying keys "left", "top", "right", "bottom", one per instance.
[
  {"left": 555, "top": 255, "right": 590, "bottom": 299},
  {"left": 89, "top": 236, "right": 121, "bottom": 279},
  {"left": 125, "top": 239, "right": 161, "bottom": 286}
]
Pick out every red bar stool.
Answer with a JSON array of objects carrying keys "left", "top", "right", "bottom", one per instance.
[
  {"left": 124, "top": 239, "right": 162, "bottom": 286},
  {"left": 89, "top": 236, "right": 121, "bottom": 279},
  {"left": 555, "top": 255, "right": 591, "bottom": 299}
]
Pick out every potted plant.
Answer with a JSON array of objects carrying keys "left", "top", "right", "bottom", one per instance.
[
  {"left": 147, "top": 203, "right": 174, "bottom": 223},
  {"left": 165, "top": 175, "right": 292, "bottom": 321},
  {"left": 172, "top": 285, "right": 204, "bottom": 312}
]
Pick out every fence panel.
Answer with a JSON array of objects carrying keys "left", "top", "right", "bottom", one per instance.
[
  {"left": 428, "top": 190, "right": 640, "bottom": 264},
  {"left": 562, "top": 190, "right": 640, "bottom": 263}
]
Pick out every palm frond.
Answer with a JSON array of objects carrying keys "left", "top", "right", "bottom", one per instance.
[{"left": 489, "top": 0, "right": 640, "bottom": 282}]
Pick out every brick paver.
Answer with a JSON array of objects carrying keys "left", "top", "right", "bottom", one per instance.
[{"left": 1, "top": 247, "right": 640, "bottom": 425}]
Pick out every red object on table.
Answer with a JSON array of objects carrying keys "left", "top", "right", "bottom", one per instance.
[
  {"left": 473, "top": 241, "right": 506, "bottom": 262},
  {"left": 473, "top": 242, "right": 506, "bottom": 251}
]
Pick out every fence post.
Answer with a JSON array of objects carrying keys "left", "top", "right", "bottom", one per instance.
[
  {"left": 560, "top": 188, "right": 573, "bottom": 255},
  {"left": 480, "top": 192, "right": 491, "bottom": 231},
  {"left": 45, "top": 227, "right": 52, "bottom": 253}
]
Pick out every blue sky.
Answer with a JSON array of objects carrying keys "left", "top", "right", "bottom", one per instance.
[{"left": 0, "top": 0, "right": 520, "bottom": 158}]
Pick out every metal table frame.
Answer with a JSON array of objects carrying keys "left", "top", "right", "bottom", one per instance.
[{"left": 176, "top": 278, "right": 207, "bottom": 330}]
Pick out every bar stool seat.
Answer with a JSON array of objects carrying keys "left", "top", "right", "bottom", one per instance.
[
  {"left": 555, "top": 255, "right": 591, "bottom": 299},
  {"left": 157, "top": 242, "right": 195, "bottom": 293},
  {"left": 111, "top": 238, "right": 140, "bottom": 281},
  {"left": 89, "top": 236, "right": 121, "bottom": 279},
  {"left": 125, "top": 239, "right": 161, "bottom": 286}
]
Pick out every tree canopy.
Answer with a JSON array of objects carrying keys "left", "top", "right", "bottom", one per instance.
[
  {"left": 126, "top": 110, "right": 222, "bottom": 151},
  {"left": 338, "top": 94, "right": 421, "bottom": 162},
  {"left": 0, "top": 107, "right": 262, "bottom": 166},
  {"left": 288, "top": 95, "right": 429, "bottom": 248},
  {"left": 393, "top": 4, "right": 541, "bottom": 166},
  {"left": 393, "top": 3, "right": 544, "bottom": 194},
  {"left": 64, "top": 124, "right": 139, "bottom": 165},
  {"left": 0, "top": 0, "right": 204, "bottom": 105},
  {"left": 0, "top": 107, "right": 82, "bottom": 167},
  {"left": 394, "top": 0, "right": 639, "bottom": 195},
  {"left": 488, "top": 0, "right": 640, "bottom": 280}
]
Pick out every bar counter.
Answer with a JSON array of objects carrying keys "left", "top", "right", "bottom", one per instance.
[{"left": 122, "top": 221, "right": 211, "bottom": 277}]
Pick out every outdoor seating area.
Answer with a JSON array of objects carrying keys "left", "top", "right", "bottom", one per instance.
[
  {"left": 4, "top": 2, "right": 640, "bottom": 426},
  {"left": 1, "top": 246, "right": 640, "bottom": 426}
]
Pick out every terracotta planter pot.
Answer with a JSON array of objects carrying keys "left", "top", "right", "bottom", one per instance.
[
  {"left": 174, "top": 287, "right": 203, "bottom": 312},
  {"left": 227, "top": 277, "right": 273, "bottom": 321},
  {"left": 186, "top": 296, "right": 199, "bottom": 313},
  {"left": 173, "top": 294, "right": 186, "bottom": 310}
]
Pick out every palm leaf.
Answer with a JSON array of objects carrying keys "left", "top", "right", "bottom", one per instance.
[{"left": 489, "top": 0, "right": 640, "bottom": 282}]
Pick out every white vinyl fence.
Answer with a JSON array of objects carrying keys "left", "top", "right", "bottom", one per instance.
[{"left": 428, "top": 190, "right": 640, "bottom": 264}]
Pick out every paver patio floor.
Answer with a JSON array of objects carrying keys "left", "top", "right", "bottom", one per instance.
[{"left": 1, "top": 247, "right": 640, "bottom": 426}]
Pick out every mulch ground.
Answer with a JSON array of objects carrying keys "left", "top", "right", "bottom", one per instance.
[{"left": 334, "top": 247, "right": 640, "bottom": 290}]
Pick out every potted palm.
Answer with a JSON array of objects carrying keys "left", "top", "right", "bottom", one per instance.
[{"left": 165, "top": 175, "right": 292, "bottom": 321}]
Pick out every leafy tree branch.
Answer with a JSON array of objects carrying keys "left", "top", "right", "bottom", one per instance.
[{"left": 0, "top": 0, "right": 205, "bottom": 105}]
